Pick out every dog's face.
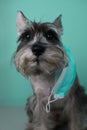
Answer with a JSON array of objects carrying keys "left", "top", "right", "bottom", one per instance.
[{"left": 14, "top": 11, "right": 68, "bottom": 77}]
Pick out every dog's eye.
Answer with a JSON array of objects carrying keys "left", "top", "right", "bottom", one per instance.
[
  {"left": 18, "top": 30, "right": 32, "bottom": 42},
  {"left": 24, "top": 32, "right": 31, "bottom": 41},
  {"left": 45, "top": 30, "right": 58, "bottom": 41}
]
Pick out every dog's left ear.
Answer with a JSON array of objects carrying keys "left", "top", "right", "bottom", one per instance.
[
  {"left": 53, "top": 15, "right": 63, "bottom": 35},
  {"left": 16, "top": 11, "right": 30, "bottom": 35}
]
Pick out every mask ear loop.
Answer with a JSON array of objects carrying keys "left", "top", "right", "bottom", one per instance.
[
  {"left": 46, "top": 67, "right": 67, "bottom": 113},
  {"left": 46, "top": 94, "right": 63, "bottom": 113}
]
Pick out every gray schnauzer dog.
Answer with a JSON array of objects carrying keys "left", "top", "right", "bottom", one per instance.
[{"left": 14, "top": 11, "right": 87, "bottom": 130}]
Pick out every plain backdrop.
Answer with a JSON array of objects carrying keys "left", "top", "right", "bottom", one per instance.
[{"left": 0, "top": 0, "right": 87, "bottom": 106}]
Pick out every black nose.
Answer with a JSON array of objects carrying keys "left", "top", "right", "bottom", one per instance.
[{"left": 32, "top": 44, "right": 45, "bottom": 57}]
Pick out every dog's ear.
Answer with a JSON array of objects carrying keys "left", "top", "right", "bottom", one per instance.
[
  {"left": 53, "top": 15, "right": 63, "bottom": 35},
  {"left": 16, "top": 11, "right": 29, "bottom": 35}
]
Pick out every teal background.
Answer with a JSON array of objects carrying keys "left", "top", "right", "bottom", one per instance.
[{"left": 0, "top": 0, "right": 87, "bottom": 106}]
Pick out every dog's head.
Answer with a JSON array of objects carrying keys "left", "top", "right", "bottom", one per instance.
[{"left": 14, "top": 11, "right": 68, "bottom": 77}]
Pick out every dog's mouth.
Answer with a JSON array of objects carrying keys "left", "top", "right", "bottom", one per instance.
[
  {"left": 26, "top": 55, "right": 67, "bottom": 76},
  {"left": 33, "top": 57, "right": 40, "bottom": 64}
]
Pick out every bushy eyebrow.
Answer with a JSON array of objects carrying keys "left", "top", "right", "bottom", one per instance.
[
  {"left": 17, "top": 27, "right": 34, "bottom": 43},
  {"left": 17, "top": 22, "right": 59, "bottom": 43}
]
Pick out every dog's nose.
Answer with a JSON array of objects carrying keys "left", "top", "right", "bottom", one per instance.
[{"left": 32, "top": 44, "right": 45, "bottom": 57}]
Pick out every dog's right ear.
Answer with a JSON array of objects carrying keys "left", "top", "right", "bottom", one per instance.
[
  {"left": 16, "top": 11, "right": 29, "bottom": 35},
  {"left": 53, "top": 15, "right": 63, "bottom": 35}
]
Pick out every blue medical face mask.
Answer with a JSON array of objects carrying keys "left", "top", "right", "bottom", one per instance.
[{"left": 46, "top": 45, "right": 77, "bottom": 112}]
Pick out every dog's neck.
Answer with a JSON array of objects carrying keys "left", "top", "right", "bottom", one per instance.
[{"left": 30, "top": 73, "right": 55, "bottom": 98}]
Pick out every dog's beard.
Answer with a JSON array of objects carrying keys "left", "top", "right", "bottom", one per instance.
[{"left": 14, "top": 45, "right": 68, "bottom": 77}]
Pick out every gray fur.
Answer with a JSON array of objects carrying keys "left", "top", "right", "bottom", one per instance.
[{"left": 14, "top": 11, "right": 87, "bottom": 130}]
